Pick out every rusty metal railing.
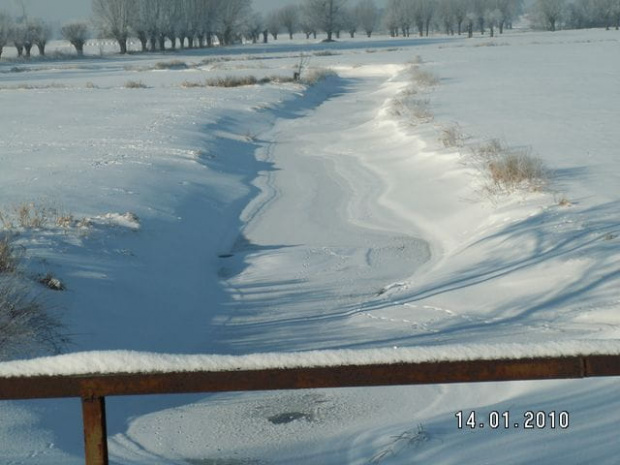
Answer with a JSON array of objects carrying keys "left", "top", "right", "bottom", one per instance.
[{"left": 1, "top": 354, "right": 620, "bottom": 465}]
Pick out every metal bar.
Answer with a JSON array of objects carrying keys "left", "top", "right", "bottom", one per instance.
[
  {"left": 81, "top": 396, "right": 108, "bottom": 465},
  {"left": 2, "top": 355, "right": 619, "bottom": 401}
]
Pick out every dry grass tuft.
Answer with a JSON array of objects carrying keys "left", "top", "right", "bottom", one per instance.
[
  {"left": 391, "top": 93, "right": 433, "bottom": 121},
  {"left": 124, "top": 80, "right": 147, "bottom": 89},
  {"left": 301, "top": 68, "right": 337, "bottom": 85},
  {"left": 16, "top": 203, "right": 50, "bottom": 229},
  {"left": 153, "top": 60, "right": 188, "bottom": 70},
  {"left": 313, "top": 50, "right": 339, "bottom": 56},
  {"left": 205, "top": 75, "right": 260, "bottom": 87},
  {"left": 439, "top": 124, "right": 465, "bottom": 148},
  {"left": 411, "top": 67, "right": 440, "bottom": 87},
  {"left": 180, "top": 80, "right": 205, "bottom": 88},
  {"left": 471, "top": 139, "right": 549, "bottom": 194},
  {"left": 487, "top": 150, "right": 547, "bottom": 190}
]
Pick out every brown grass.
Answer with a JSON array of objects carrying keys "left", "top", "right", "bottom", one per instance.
[
  {"left": 487, "top": 149, "right": 548, "bottom": 192},
  {"left": 411, "top": 67, "right": 440, "bottom": 87},
  {"left": 124, "top": 80, "right": 147, "bottom": 89},
  {"left": 205, "top": 75, "right": 260, "bottom": 87},
  {"left": 153, "top": 60, "right": 188, "bottom": 70}
]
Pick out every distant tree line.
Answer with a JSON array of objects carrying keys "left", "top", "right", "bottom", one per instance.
[
  {"left": 0, "top": 0, "right": 618, "bottom": 60},
  {"left": 532, "top": 0, "right": 620, "bottom": 30},
  {"left": 0, "top": 12, "right": 52, "bottom": 58}
]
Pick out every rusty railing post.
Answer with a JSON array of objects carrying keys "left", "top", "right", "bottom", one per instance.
[{"left": 81, "top": 395, "right": 109, "bottom": 465}]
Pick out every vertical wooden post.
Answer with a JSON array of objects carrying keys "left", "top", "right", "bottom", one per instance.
[{"left": 81, "top": 395, "right": 109, "bottom": 465}]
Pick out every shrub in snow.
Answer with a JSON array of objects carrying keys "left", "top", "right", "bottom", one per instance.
[
  {"left": 205, "top": 75, "right": 260, "bottom": 87},
  {"left": 411, "top": 67, "right": 440, "bottom": 87},
  {"left": 180, "top": 80, "right": 204, "bottom": 88},
  {"left": 16, "top": 202, "right": 50, "bottom": 229},
  {"left": 124, "top": 80, "right": 147, "bottom": 89},
  {"left": 439, "top": 124, "right": 465, "bottom": 148},
  {"left": 0, "top": 236, "right": 20, "bottom": 274},
  {"left": 153, "top": 60, "right": 188, "bottom": 70},
  {"left": 0, "top": 278, "right": 68, "bottom": 360},
  {"left": 301, "top": 68, "right": 337, "bottom": 85},
  {"left": 487, "top": 150, "right": 548, "bottom": 191}
]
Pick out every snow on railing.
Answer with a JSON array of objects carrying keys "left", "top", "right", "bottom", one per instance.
[{"left": 2, "top": 342, "right": 620, "bottom": 465}]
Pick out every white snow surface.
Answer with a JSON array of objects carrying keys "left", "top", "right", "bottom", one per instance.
[
  {"left": 2, "top": 340, "right": 620, "bottom": 378},
  {"left": 1, "top": 29, "right": 620, "bottom": 464}
]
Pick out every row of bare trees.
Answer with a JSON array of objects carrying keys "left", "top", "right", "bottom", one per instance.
[
  {"left": 3, "top": 0, "right": 618, "bottom": 60},
  {"left": 533, "top": 0, "right": 620, "bottom": 30},
  {"left": 383, "top": 0, "right": 522, "bottom": 38},
  {"left": 0, "top": 13, "right": 52, "bottom": 59},
  {"left": 91, "top": 0, "right": 253, "bottom": 54}
]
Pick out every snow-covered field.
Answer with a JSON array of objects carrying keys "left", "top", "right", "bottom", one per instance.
[{"left": 1, "top": 29, "right": 619, "bottom": 464}]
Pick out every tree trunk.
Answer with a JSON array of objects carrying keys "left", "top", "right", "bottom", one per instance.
[
  {"left": 75, "top": 42, "right": 84, "bottom": 56},
  {"left": 158, "top": 34, "right": 166, "bottom": 51},
  {"left": 327, "top": 31, "right": 333, "bottom": 41},
  {"left": 24, "top": 43, "right": 32, "bottom": 57},
  {"left": 118, "top": 37, "right": 128, "bottom": 54},
  {"left": 15, "top": 44, "right": 23, "bottom": 57},
  {"left": 37, "top": 43, "right": 46, "bottom": 56},
  {"left": 263, "top": 31, "right": 269, "bottom": 43},
  {"left": 138, "top": 35, "right": 148, "bottom": 52}
]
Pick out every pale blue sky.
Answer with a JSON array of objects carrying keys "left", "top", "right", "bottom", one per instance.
[{"left": 3, "top": 0, "right": 385, "bottom": 23}]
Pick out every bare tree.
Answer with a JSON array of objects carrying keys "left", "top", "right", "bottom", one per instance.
[
  {"left": 416, "top": 0, "right": 436, "bottom": 36},
  {"left": 29, "top": 18, "right": 52, "bottom": 56},
  {"left": 438, "top": 0, "right": 456, "bottom": 34},
  {"left": 0, "top": 12, "right": 12, "bottom": 58},
  {"left": 266, "top": 10, "right": 282, "bottom": 39},
  {"left": 11, "top": 22, "right": 26, "bottom": 57},
  {"left": 383, "top": 1, "right": 401, "bottom": 36},
  {"left": 303, "top": 0, "right": 348, "bottom": 41},
  {"left": 299, "top": 14, "right": 318, "bottom": 38},
  {"left": 215, "top": 0, "right": 251, "bottom": 45},
  {"left": 452, "top": 0, "right": 469, "bottom": 34},
  {"left": 61, "top": 21, "right": 89, "bottom": 56},
  {"left": 386, "top": 0, "right": 415, "bottom": 37},
  {"left": 339, "top": 6, "right": 358, "bottom": 36},
  {"left": 355, "top": 0, "right": 379, "bottom": 37},
  {"left": 535, "top": 0, "right": 565, "bottom": 30},
  {"left": 244, "top": 11, "right": 264, "bottom": 43},
  {"left": 279, "top": 5, "right": 300, "bottom": 39},
  {"left": 92, "top": 0, "right": 134, "bottom": 54}
]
